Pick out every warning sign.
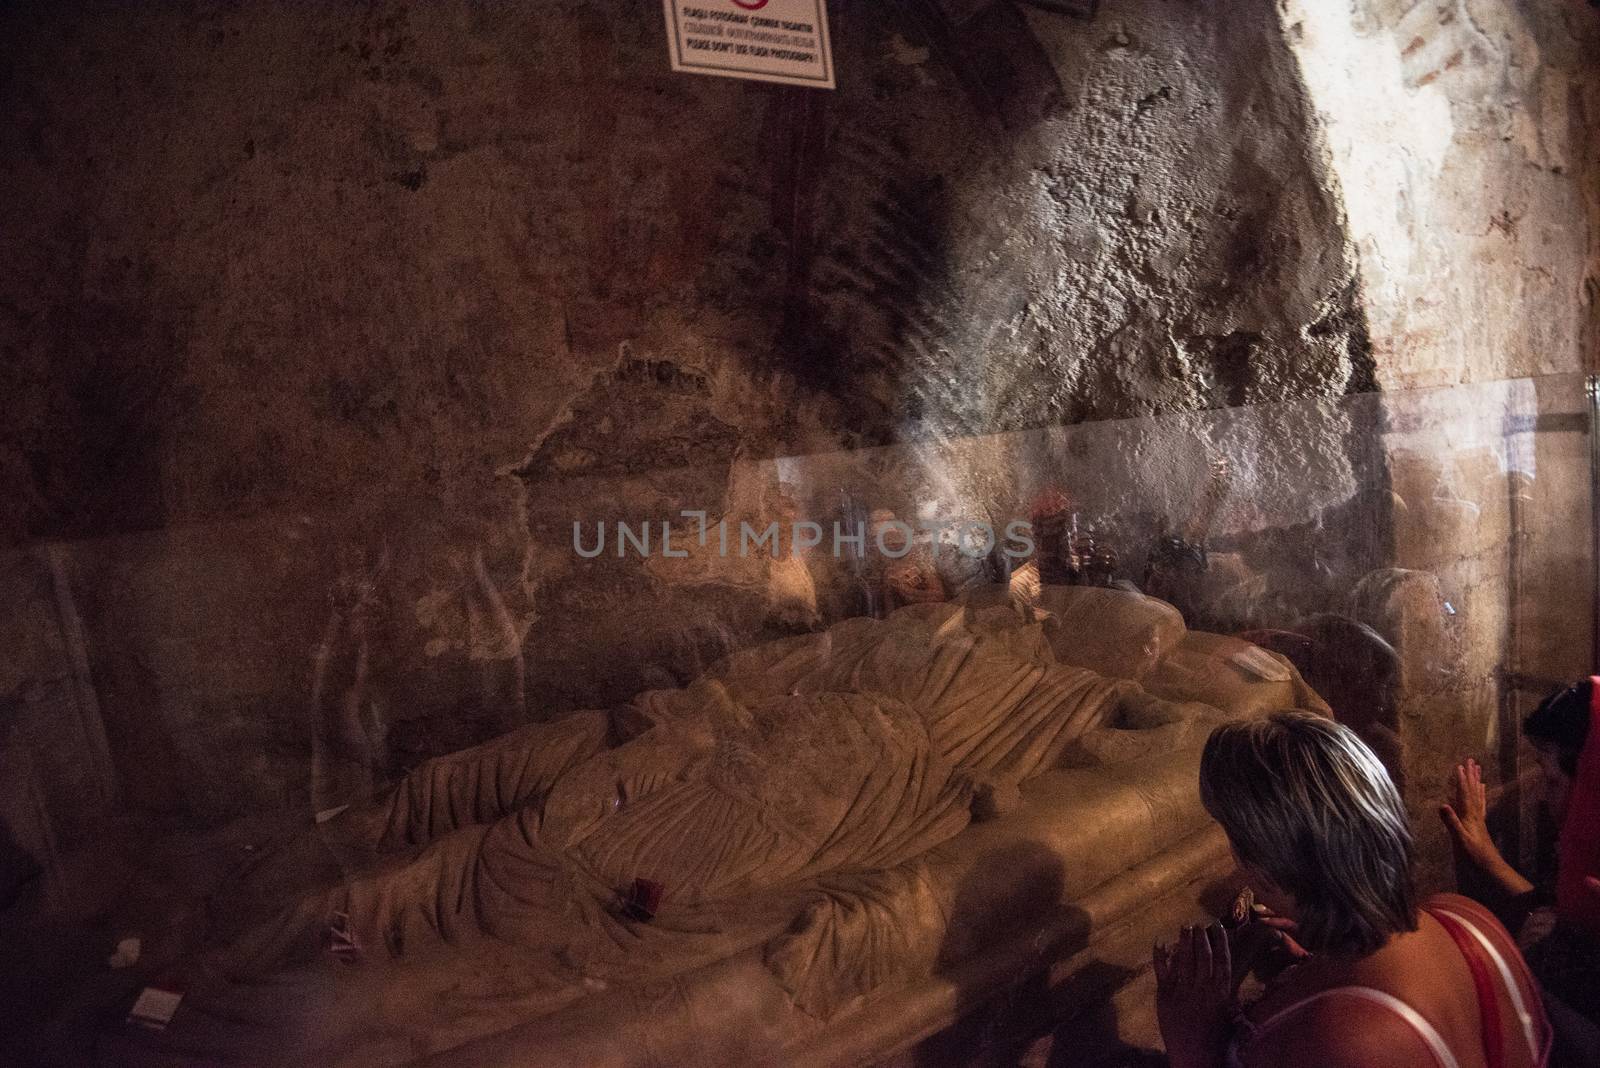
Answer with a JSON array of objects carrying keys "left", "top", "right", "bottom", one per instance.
[{"left": 662, "top": 0, "right": 834, "bottom": 89}]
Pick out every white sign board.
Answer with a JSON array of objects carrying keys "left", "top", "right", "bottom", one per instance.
[{"left": 662, "top": 0, "right": 834, "bottom": 89}]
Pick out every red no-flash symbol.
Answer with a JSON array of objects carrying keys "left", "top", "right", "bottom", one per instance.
[{"left": 731, "top": 0, "right": 769, "bottom": 8}]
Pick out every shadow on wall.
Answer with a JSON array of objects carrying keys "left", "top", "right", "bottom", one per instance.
[
  {"left": 905, "top": 841, "right": 1163, "bottom": 1068},
  {"left": 0, "top": 821, "right": 39, "bottom": 915},
  {"left": 0, "top": 687, "right": 41, "bottom": 911}
]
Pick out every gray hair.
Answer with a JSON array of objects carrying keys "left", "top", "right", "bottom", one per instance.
[{"left": 1199, "top": 711, "right": 1417, "bottom": 956}]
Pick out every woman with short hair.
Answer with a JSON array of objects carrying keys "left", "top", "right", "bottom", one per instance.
[{"left": 1156, "top": 711, "right": 1551, "bottom": 1068}]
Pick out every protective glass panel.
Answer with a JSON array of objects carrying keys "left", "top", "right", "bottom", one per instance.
[{"left": 2, "top": 373, "right": 1589, "bottom": 1065}]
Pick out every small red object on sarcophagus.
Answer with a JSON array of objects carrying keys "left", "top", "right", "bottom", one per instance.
[{"left": 623, "top": 878, "right": 664, "bottom": 922}]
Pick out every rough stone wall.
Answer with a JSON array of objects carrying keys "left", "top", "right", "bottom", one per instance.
[
  {"left": 1287, "top": 0, "right": 1598, "bottom": 389},
  {"left": 1281, "top": 0, "right": 1600, "bottom": 884},
  {"left": 0, "top": 0, "right": 1368, "bottom": 829}
]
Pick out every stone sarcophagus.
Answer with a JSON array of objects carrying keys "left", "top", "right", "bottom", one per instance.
[{"left": 82, "top": 585, "right": 1324, "bottom": 1067}]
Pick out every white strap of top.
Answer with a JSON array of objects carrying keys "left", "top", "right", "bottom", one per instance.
[
  {"left": 1431, "top": 906, "right": 1541, "bottom": 1060},
  {"left": 1255, "top": 987, "right": 1460, "bottom": 1068}
]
